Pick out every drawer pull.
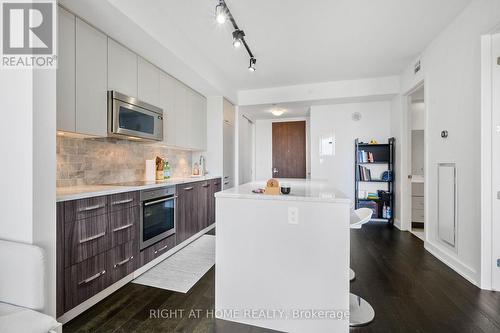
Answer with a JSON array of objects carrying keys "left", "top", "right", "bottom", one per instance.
[
  {"left": 214, "top": 182, "right": 220, "bottom": 186},
  {"left": 224, "top": 181, "right": 229, "bottom": 185},
  {"left": 112, "top": 198, "right": 133, "bottom": 205},
  {"left": 202, "top": 184, "right": 210, "bottom": 188},
  {"left": 78, "top": 270, "right": 106, "bottom": 285},
  {"left": 154, "top": 245, "right": 170, "bottom": 254},
  {"left": 183, "top": 187, "right": 194, "bottom": 191},
  {"left": 224, "top": 176, "right": 229, "bottom": 179},
  {"left": 114, "top": 256, "right": 134, "bottom": 268},
  {"left": 78, "top": 204, "right": 105, "bottom": 212},
  {"left": 113, "top": 223, "right": 134, "bottom": 232},
  {"left": 79, "top": 232, "right": 106, "bottom": 244}
]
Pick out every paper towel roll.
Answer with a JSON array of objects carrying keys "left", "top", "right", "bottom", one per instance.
[{"left": 145, "top": 160, "right": 156, "bottom": 181}]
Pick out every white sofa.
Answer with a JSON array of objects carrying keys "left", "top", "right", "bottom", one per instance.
[{"left": 0, "top": 240, "right": 60, "bottom": 333}]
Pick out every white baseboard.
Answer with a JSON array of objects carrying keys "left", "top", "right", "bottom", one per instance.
[
  {"left": 57, "top": 223, "right": 215, "bottom": 324},
  {"left": 424, "top": 240, "right": 479, "bottom": 287},
  {"left": 393, "top": 219, "right": 402, "bottom": 230}
]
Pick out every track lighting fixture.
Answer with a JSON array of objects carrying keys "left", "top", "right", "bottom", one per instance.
[
  {"left": 248, "top": 57, "right": 256, "bottom": 71},
  {"left": 232, "top": 30, "right": 245, "bottom": 48},
  {"left": 215, "top": 1, "right": 227, "bottom": 24},
  {"left": 215, "top": 0, "right": 257, "bottom": 71}
]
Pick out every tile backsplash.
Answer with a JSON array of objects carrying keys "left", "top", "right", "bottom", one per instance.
[{"left": 57, "top": 136, "right": 192, "bottom": 187}]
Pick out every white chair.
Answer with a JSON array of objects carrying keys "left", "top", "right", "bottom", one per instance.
[
  {"left": 0, "top": 240, "right": 60, "bottom": 333},
  {"left": 349, "top": 208, "right": 375, "bottom": 327}
]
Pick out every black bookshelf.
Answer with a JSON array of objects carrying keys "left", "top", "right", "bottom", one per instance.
[{"left": 354, "top": 138, "right": 395, "bottom": 224}]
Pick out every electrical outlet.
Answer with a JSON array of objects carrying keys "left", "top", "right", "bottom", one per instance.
[{"left": 288, "top": 207, "right": 299, "bottom": 225}]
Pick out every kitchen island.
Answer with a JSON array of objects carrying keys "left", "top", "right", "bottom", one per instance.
[{"left": 215, "top": 179, "right": 351, "bottom": 333}]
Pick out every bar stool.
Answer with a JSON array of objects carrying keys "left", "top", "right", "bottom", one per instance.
[{"left": 349, "top": 208, "right": 375, "bottom": 327}]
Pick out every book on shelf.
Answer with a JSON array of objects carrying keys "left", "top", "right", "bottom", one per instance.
[
  {"left": 358, "top": 165, "right": 372, "bottom": 181},
  {"left": 357, "top": 150, "right": 374, "bottom": 163}
]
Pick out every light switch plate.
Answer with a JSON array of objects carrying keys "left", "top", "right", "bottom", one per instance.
[{"left": 288, "top": 207, "right": 299, "bottom": 225}]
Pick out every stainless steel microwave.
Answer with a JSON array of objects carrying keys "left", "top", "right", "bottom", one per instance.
[{"left": 108, "top": 91, "right": 164, "bottom": 141}]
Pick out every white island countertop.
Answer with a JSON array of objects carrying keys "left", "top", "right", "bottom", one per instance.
[
  {"left": 57, "top": 175, "right": 221, "bottom": 202},
  {"left": 215, "top": 179, "right": 351, "bottom": 204}
]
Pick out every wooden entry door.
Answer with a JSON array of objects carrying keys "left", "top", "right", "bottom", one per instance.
[{"left": 272, "top": 121, "right": 306, "bottom": 178}]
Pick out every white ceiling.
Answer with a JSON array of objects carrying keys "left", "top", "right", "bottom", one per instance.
[{"left": 108, "top": 0, "right": 471, "bottom": 92}]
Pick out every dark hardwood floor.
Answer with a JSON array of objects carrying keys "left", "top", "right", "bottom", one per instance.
[{"left": 64, "top": 223, "right": 500, "bottom": 333}]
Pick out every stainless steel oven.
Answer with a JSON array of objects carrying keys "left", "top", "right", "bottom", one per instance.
[
  {"left": 140, "top": 186, "right": 176, "bottom": 250},
  {"left": 108, "top": 91, "right": 163, "bottom": 141}
]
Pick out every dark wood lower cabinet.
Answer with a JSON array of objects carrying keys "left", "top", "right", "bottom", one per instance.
[
  {"left": 139, "top": 234, "right": 176, "bottom": 266},
  {"left": 64, "top": 252, "right": 108, "bottom": 311},
  {"left": 106, "top": 240, "right": 138, "bottom": 285},
  {"left": 64, "top": 213, "right": 109, "bottom": 267},
  {"left": 58, "top": 179, "right": 221, "bottom": 316}
]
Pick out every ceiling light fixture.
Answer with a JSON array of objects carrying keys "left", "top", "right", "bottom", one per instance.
[
  {"left": 248, "top": 57, "right": 256, "bottom": 71},
  {"left": 232, "top": 29, "right": 245, "bottom": 48},
  {"left": 215, "top": 1, "right": 227, "bottom": 24},
  {"left": 271, "top": 107, "right": 285, "bottom": 116},
  {"left": 215, "top": 0, "right": 257, "bottom": 71}
]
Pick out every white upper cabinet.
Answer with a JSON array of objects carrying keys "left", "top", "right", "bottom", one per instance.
[
  {"left": 138, "top": 57, "right": 160, "bottom": 106},
  {"left": 159, "top": 72, "right": 176, "bottom": 145},
  {"left": 75, "top": 18, "right": 107, "bottom": 137},
  {"left": 57, "top": 7, "right": 75, "bottom": 132},
  {"left": 173, "top": 81, "right": 189, "bottom": 148},
  {"left": 188, "top": 91, "right": 207, "bottom": 151},
  {"left": 107, "top": 38, "right": 137, "bottom": 97}
]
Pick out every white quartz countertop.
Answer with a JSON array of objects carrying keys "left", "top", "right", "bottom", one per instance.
[
  {"left": 215, "top": 179, "right": 351, "bottom": 204},
  {"left": 56, "top": 175, "right": 221, "bottom": 202}
]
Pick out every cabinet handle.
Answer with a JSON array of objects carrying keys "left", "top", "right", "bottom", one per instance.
[
  {"left": 113, "top": 223, "right": 133, "bottom": 232},
  {"left": 79, "top": 232, "right": 106, "bottom": 244},
  {"left": 224, "top": 176, "right": 229, "bottom": 179},
  {"left": 224, "top": 181, "right": 229, "bottom": 185},
  {"left": 112, "top": 198, "right": 133, "bottom": 205},
  {"left": 78, "top": 270, "right": 106, "bottom": 285},
  {"left": 202, "top": 184, "right": 210, "bottom": 188},
  {"left": 183, "top": 187, "right": 194, "bottom": 191},
  {"left": 144, "top": 196, "right": 177, "bottom": 206},
  {"left": 214, "top": 182, "right": 220, "bottom": 186},
  {"left": 114, "top": 256, "right": 134, "bottom": 268},
  {"left": 78, "top": 204, "right": 105, "bottom": 212},
  {"left": 154, "top": 244, "right": 170, "bottom": 254}
]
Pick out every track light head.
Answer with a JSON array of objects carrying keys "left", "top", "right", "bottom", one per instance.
[
  {"left": 248, "top": 57, "right": 256, "bottom": 72},
  {"left": 232, "top": 30, "right": 245, "bottom": 48},
  {"left": 215, "top": 2, "right": 227, "bottom": 24}
]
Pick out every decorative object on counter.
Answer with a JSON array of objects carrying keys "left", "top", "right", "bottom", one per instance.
[
  {"left": 280, "top": 183, "right": 291, "bottom": 195},
  {"left": 192, "top": 162, "right": 200, "bottom": 176},
  {"left": 252, "top": 188, "right": 265, "bottom": 194},
  {"left": 369, "top": 139, "right": 378, "bottom": 144},
  {"left": 145, "top": 160, "right": 156, "bottom": 181},
  {"left": 163, "top": 160, "right": 171, "bottom": 179},
  {"left": 199, "top": 155, "right": 206, "bottom": 176},
  {"left": 265, "top": 178, "right": 280, "bottom": 195},
  {"left": 156, "top": 156, "right": 164, "bottom": 181}
]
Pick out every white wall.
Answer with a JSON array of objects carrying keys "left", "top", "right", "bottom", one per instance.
[
  {"left": 310, "top": 101, "right": 391, "bottom": 200},
  {"left": 206, "top": 96, "right": 224, "bottom": 177},
  {"left": 238, "top": 114, "right": 254, "bottom": 185},
  {"left": 254, "top": 117, "right": 310, "bottom": 180},
  {"left": 0, "top": 70, "right": 34, "bottom": 243},
  {"left": 399, "top": 0, "right": 500, "bottom": 285},
  {"left": 412, "top": 130, "right": 425, "bottom": 175},
  {"left": 411, "top": 102, "right": 426, "bottom": 130},
  {"left": 0, "top": 68, "right": 57, "bottom": 316},
  {"left": 390, "top": 95, "right": 404, "bottom": 229}
]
